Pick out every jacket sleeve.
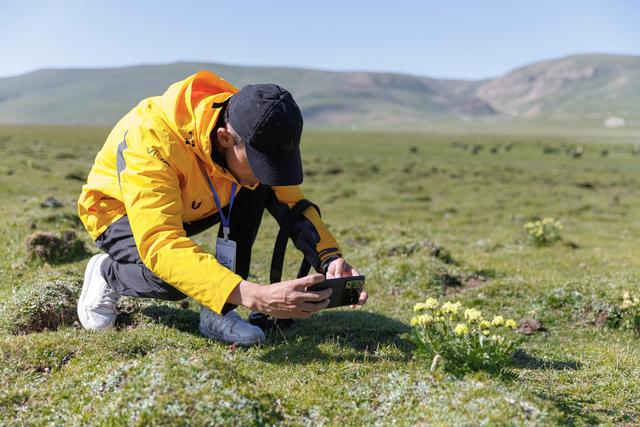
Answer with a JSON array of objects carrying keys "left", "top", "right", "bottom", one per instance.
[
  {"left": 118, "top": 122, "right": 242, "bottom": 314},
  {"left": 267, "top": 185, "right": 342, "bottom": 272}
]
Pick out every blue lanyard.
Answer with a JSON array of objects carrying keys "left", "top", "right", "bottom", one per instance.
[{"left": 206, "top": 176, "right": 237, "bottom": 240}]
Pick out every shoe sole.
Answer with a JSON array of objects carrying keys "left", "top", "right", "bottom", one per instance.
[
  {"left": 198, "top": 324, "right": 265, "bottom": 346},
  {"left": 77, "top": 254, "right": 109, "bottom": 330}
]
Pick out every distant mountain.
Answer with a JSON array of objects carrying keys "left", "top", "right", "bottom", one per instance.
[
  {"left": 0, "top": 54, "right": 638, "bottom": 127},
  {"left": 477, "top": 54, "right": 640, "bottom": 120}
]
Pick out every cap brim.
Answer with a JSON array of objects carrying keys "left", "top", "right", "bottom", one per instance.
[{"left": 245, "top": 143, "right": 303, "bottom": 186}]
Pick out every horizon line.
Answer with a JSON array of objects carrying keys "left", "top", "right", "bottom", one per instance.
[{"left": 1, "top": 51, "right": 637, "bottom": 82}]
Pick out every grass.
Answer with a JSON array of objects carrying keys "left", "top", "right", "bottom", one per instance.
[{"left": 1, "top": 124, "right": 639, "bottom": 425}]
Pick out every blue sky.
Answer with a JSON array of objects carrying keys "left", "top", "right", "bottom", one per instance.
[{"left": 1, "top": 0, "right": 638, "bottom": 79}]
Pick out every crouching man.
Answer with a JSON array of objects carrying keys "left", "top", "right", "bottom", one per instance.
[{"left": 77, "top": 71, "right": 367, "bottom": 345}]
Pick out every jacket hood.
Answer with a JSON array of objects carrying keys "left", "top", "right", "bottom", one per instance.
[{"left": 158, "top": 71, "right": 238, "bottom": 168}]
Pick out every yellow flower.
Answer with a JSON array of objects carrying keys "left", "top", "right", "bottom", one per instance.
[
  {"left": 505, "top": 319, "right": 518, "bottom": 330},
  {"left": 490, "top": 334, "right": 503, "bottom": 343},
  {"left": 413, "top": 302, "right": 427, "bottom": 312},
  {"left": 424, "top": 297, "right": 439, "bottom": 309},
  {"left": 491, "top": 315, "right": 505, "bottom": 327},
  {"left": 542, "top": 218, "right": 554, "bottom": 225},
  {"left": 454, "top": 323, "right": 469, "bottom": 336},
  {"left": 412, "top": 314, "right": 433, "bottom": 327},
  {"left": 481, "top": 329, "right": 490, "bottom": 336},
  {"left": 480, "top": 320, "right": 491, "bottom": 330},
  {"left": 441, "top": 301, "right": 462, "bottom": 315},
  {"left": 464, "top": 308, "right": 483, "bottom": 323},
  {"left": 621, "top": 291, "right": 639, "bottom": 308}
]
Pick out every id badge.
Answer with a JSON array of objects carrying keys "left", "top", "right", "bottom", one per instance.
[{"left": 216, "top": 238, "right": 237, "bottom": 273}]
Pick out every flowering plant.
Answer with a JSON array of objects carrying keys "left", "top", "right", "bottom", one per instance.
[
  {"left": 411, "top": 298, "right": 524, "bottom": 374},
  {"left": 607, "top": 291, "right": 640, "bottom": 332},
  {"left": 524, "top": 218, "right": 563, "bottom": 246}
]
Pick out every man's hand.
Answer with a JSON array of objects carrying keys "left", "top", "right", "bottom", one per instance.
[
  {"left": 325, "top": 257, "right": 368, "bottom": 306},
  {"left": 228, "top": 274, "right": 333, "bottom": 318}
]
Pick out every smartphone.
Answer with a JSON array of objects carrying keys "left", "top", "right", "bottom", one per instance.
[{"left": 308, "top": 275, "right": 365, "bottom": 308}]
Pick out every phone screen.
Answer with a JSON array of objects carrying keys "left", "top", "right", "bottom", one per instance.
[{"left": 343, "top": 279, "right": 363, "bottom": 305}]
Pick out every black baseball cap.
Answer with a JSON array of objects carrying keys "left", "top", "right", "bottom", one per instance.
[{"left": 226, "top": 84, "right": 304, "bottom": 186}]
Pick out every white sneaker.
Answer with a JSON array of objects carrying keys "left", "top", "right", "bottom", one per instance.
[
  {"left": 199, "top": 307, "right": 266, "bottom": 346},
  {"left": 77, "top": 254, "right": 119, "bottom": 331}
]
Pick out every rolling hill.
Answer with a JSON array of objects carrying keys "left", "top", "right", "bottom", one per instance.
[
  {"left": 477, "top": 54, "right": 640, "bottom": 120},
  {"left": 0, "top": 54, "right": 638, "bottom": 128}
]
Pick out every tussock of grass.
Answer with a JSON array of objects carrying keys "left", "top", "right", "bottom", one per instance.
[
  {"left": 385, "top": 239, "right": 455, "bottom": 264},
  {"left": 0, "top": 278, "right": 80, "bottom": 334},
  {"left": 24, "top": 230, "right": 88, "bottom": 264}
]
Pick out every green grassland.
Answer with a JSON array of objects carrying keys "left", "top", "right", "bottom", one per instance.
[{"left": 1, "top": 125, "right": 639, "bottom": 425}]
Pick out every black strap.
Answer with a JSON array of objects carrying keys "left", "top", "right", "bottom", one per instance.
[{"left": 269, "top": 199, "right": 321, "bottom": 284}]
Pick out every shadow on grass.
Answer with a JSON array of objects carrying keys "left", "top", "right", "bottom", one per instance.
[
  {"left": 132, "top": 304, "right": 200, "bottom": 333},
  {"left": 259, "top": 310, "right": 413, "bottom": 364},
  {"left": 129, "top": 305, "right": 412, "bottom": 364},
  {"left": 511, "top": 350, "right": 582, "bottom": 370},
  {"left": 536, "top": 393, "right": 619, "bottom": 425}
]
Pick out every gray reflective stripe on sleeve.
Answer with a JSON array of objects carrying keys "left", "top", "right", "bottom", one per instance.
[{"left": 116, "top": 133, "right": 128, "bottom": 187}]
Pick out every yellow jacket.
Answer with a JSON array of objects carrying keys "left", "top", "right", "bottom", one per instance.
[{"left": 78, "top": 71, "right": 341, "bottom": 313}]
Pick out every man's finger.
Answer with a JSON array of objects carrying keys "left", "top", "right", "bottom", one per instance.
[
  {"left": 357, "top": 290, "right": 368, "bottom": 305},
  {"left": 292, "top": 273, "right": 324, "bottom": 290},
  {"left": 350, "top": 291, "right": 368, "bottom": 308},
  {"left": 351, "top": 267, "right": 361, "bottom": 277},
  {"left": 295, "top": 288, "right": 332, "bottom": 302},
  {"left": 333, "top": 258, "right": 345, "bottom": 276}
]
